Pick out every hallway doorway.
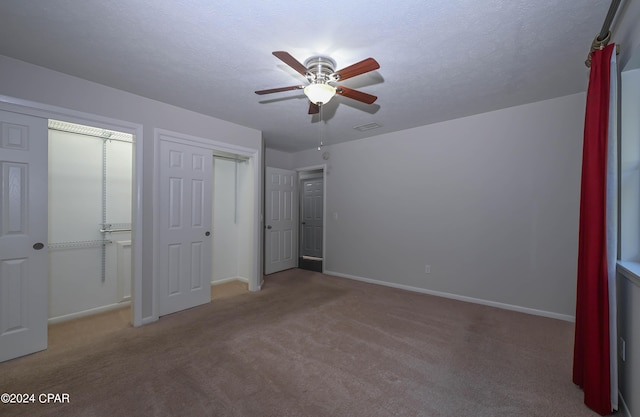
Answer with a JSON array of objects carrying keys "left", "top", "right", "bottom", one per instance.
[{"left": 297, "top": 167, "right": 325, "bottom": 273}]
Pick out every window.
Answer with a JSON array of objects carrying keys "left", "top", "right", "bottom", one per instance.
[{"left": 619, "top": 65, "right": 640, "bottom": 281}]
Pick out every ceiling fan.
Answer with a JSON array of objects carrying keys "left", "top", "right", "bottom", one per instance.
[{"left": 255, "top": 51, "right": 380, "bottom": 114}]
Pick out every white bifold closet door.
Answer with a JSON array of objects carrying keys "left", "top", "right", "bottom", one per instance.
[
  {"left": 158, "top": 138, "right": 212, "bottom": 316},
  {"left": 0, "top": 110, "right": 48, "bottom": 362}
]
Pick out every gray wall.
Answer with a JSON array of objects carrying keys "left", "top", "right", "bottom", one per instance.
[
  {"left": 265, "top": 147, "right": 294, "bottom": 170},
  {"left": 293, "top": 93, "right": 584, "bottom": 319}
]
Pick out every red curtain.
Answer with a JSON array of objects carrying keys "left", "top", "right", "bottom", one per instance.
[{"left": 573, "top": 43, "right": 615, "bottom": 416}]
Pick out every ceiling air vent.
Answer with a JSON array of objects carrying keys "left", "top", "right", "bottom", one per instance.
[{"left": 353, "top": 122, "right": 381, "bottom": 132}]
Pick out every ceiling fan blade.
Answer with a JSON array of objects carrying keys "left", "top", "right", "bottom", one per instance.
[
  {"left": 308, "top": 102, "right": 320, "bottom": 114},
  {"left": 273, "top": 51, "right": 308, "bottom": 77},
  {"left": 334, "top": 58, "right": 380, "bottom": 81},
  {"left": 336, "top": 86, "right": 377, "bottom": 104},
  {"left": 255, "top": 85, "right": 305, "bottom": 95}
]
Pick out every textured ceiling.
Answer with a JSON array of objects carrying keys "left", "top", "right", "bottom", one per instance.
[{"left": 0, "top": 0, "right": 611, "bottom": 152}]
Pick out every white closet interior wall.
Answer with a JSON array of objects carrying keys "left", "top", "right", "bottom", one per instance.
[
  {"left": 48, "top": 121, "right": 133, "bottom": 322},
  {"left": 212, "top": 155, "right": 253, "bottom": 284}
]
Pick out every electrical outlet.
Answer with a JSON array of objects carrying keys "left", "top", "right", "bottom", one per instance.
[
  {"left": 620, "top": 337, "right": 626, "bottom": 362},
  {"left": 425, "top": 265, "right": 431, "bottom": 274}
]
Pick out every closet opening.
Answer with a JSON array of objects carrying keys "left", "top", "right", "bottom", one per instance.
[
  {"left": 211, "top": 150, "right": 253, "bottom": 295},
  {"left": 47, "top": 120, "right": 133, "bottom": 324}
]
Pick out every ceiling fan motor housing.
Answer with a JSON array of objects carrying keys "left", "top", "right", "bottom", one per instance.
[{"left": 304, "top": 56, "right": 337, "bottom": 84}]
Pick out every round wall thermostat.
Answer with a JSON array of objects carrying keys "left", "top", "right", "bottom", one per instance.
[{"left": 322, "top": 151, "right": 330, "bottom": 160}]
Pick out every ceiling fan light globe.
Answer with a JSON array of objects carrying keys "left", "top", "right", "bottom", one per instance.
[{"left": 304, "top": 83, "right": 336, "bottom": 105}]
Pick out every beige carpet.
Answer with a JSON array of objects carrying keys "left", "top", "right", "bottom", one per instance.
[
  {"left": 44, "top": 280, "right": 248, "bottom": 353},
  {"left": 0, "top": 270, "right": 599, "bottom": 417}
]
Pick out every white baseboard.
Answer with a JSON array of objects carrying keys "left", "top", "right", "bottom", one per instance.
[
  {"left": 211, "top": 277, "right": 249, "bottom": 286},
  {"left": 48, "top": 301, "right": 131, "bottom": 324},
  {"left": 139, "top": 315, "right": 158, "bottom": 326},
  {"left": 619, "top": 393, "right": 632, "bottom": 417},
  {"left": 324, "top": 270, "right": 575, "bottom": 322}
]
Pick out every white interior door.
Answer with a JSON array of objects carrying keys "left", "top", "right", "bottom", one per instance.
[
  {"left": 301, "top": 178, "right": 323, "bottom": 259},
  {"left": 264, "top": 167, "right": 297, "bottom": 275},
  {"left": 158, "top": 138, "right": 212, "bottom": 316},
  {"left": 0, "top": 110, "right": 48, "bottom": 362}
]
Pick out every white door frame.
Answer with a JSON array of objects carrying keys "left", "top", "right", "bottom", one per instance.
[
  {"left": 296, "top": 164, "right": 326, "bottom": 273},
  {"left": 0, "top": 95, "right": 145, "bottom": 326},
  {"left": 153, "top": 129, "right": 262, "bottom": 319}
]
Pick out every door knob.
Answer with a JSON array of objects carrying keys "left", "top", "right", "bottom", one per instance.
[
  {"left": 267, "top": 225, "right": 272, "bottom": 229},
  {"left": 205, "top": 231, "right": 210, "bottom": 236},
  {"left": 33, "top": 242, "right": 45, "bottom": 250},
  {"left": 301, "top": 222, "right": 306, "bottom": 225}
]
